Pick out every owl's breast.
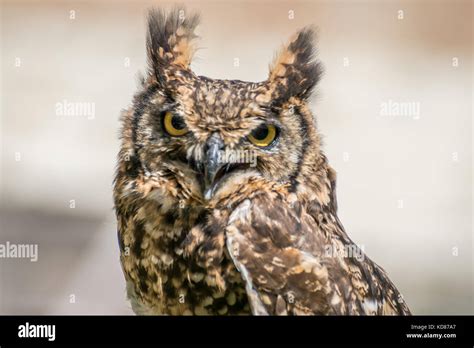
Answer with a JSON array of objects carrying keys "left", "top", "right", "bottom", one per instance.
[{"left": 118, "top": 197, "right": 250, "bottom": 315}]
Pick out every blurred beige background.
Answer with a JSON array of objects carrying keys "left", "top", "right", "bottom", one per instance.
[{"left": 0, "top": 0, "right": 472, "bottom": 314}]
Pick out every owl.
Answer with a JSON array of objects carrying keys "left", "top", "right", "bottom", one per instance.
[{"left": 114, "top": 8, "right": 411, "bottom": 316}]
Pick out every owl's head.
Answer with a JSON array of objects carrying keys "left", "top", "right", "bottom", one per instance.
[{"left": 120, "top": 8, "right": 326, "bottom": 203}]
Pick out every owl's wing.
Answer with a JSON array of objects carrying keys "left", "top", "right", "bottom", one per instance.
[{"left": 225, "top": 193, "right": 411, "bottom": 315}]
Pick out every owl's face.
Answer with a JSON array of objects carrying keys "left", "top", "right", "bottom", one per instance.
[{"left": 128, "top": 9, "right": 322, "bottom": 202}]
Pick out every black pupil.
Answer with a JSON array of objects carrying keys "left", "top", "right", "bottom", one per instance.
[
  {"left": 171, "top": 115, "right": 186, "bottom": 130},
  {"left": 252, "top": 125, "right": 269, "bottom": 140}
]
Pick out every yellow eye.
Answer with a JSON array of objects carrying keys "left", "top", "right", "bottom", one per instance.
[
  {"left": 163, "top": 111, "right": 188, "bottom": 136},
  {"left": 248, "top": 124, "right": 278, "bottom": 147}
]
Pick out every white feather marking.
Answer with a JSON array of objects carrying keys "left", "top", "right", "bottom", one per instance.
[
  {"left": 228, "top": 199, "right": 252, "bottom": 224},
  {"left": 362, "top": 298, "right": 378, "bottom": 314},
  {"left": 226, "top": 227, "right": 268, "bottom": 315}
]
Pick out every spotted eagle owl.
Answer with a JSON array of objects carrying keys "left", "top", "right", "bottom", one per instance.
[{"left": 113, "top": 8, "right": 411, "bottom": 315}]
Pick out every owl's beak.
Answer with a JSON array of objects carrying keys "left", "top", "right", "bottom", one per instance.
[{"left": 203, "top": 134, "right": 225, "bottom": 198}]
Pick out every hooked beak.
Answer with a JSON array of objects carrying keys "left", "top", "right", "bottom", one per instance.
[{"left": 203, "top": 133, "right": 225, "bottom": 198}]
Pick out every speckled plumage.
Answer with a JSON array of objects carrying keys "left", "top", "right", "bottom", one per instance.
[{"left": 113, "top": 8, "right": 411, "bottom": 315}]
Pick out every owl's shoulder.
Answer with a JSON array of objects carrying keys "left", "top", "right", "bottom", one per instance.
[{"left": 224, "top": 182, "right": 411, "bottom": 315}]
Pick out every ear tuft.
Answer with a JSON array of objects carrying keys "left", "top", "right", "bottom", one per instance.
[
  {"left": 146, "top": 8, "right": 200, "bottom": 82},
  {"left": 268, "top": 27, "right": 323, "bottom": 102}
]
